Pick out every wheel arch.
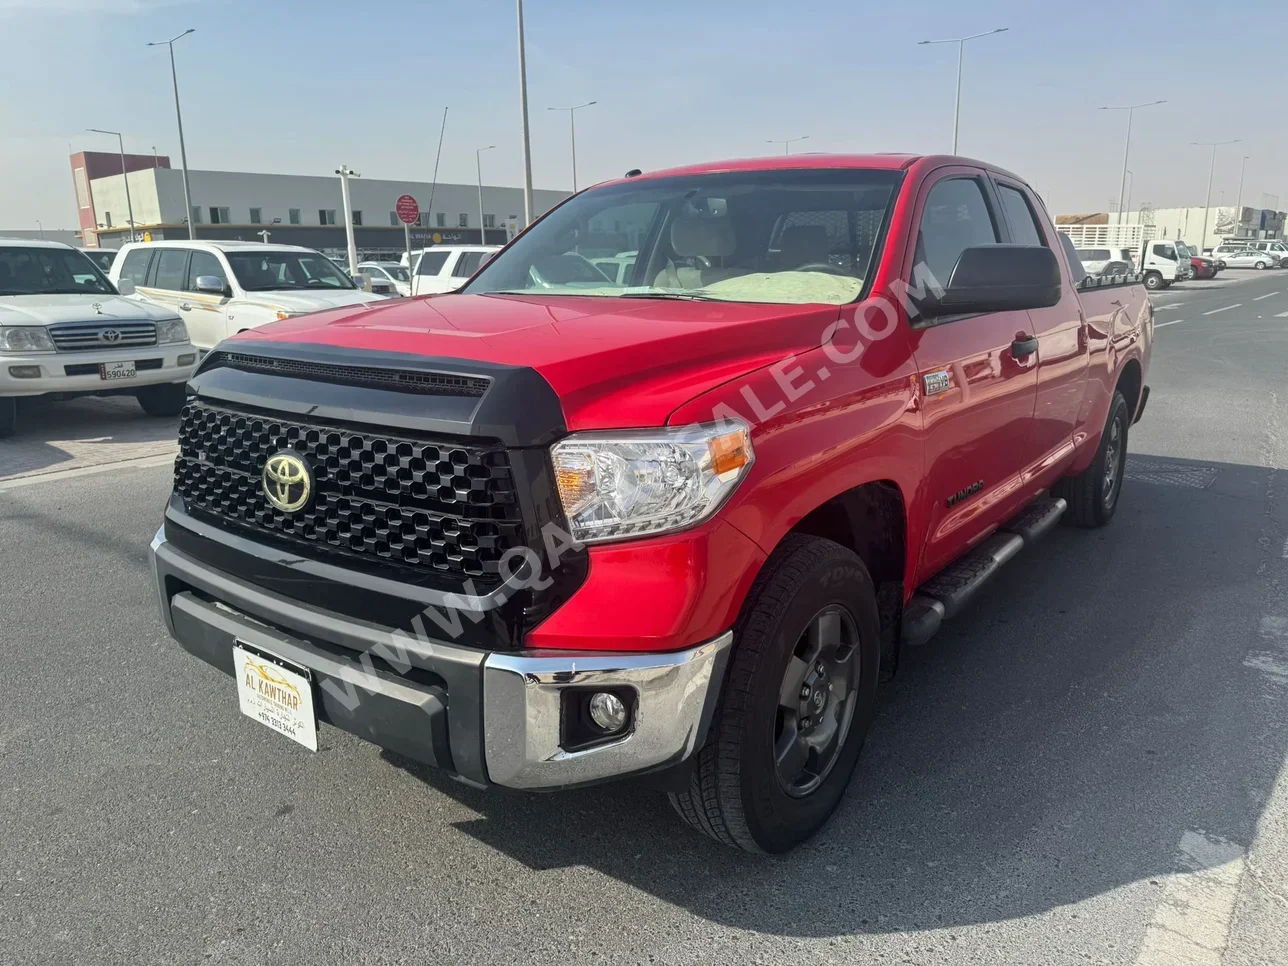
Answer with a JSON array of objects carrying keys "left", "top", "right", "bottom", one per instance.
[{"left": 1116, "top": 357, "right": 1143, "bottom": 421}]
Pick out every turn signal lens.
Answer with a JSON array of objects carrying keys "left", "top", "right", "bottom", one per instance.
[{"left": 549, "top": 419, "right": 755, "bottom": 544}]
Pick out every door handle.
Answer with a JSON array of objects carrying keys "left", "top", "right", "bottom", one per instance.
[
  {"left": 1011, "top": 336, "right": 1039, "bottom": 359},
  {"left": 179, "top": 303, "right": 193, "bottom": 311}
]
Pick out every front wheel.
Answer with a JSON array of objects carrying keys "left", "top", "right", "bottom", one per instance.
[
  {"left": 669, "top": 534, "right": 881, "bottom": 853},
  {"left": 1143, "top": 271, "right": 1163, "bottom": 291},
  {"left": 135, "top": 383, "right": 187, "bottom": 417},
  {"left": 1255, "top": 261, "right": 1268, "bottom": 270},
  {"left": 1055, "top": 391, "right": 1129, "bottom": 528}
]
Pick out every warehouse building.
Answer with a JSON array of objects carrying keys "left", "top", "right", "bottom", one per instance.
[
  {"left": 1057, "top": 206, "right": 1285, "bottom": 253},
  {"left": 71, "top": 151, "right": 569, "bottom": 255}
]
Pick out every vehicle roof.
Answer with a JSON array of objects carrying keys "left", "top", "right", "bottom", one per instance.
[
  {"left": 358, "top": 260, "right": 402, "bottom": 266},
  {"left": 119, "top": 239, "right": 321, "bottom": 254},
  {"left": 0, "top": 237, "right": 76, "bottom": 250},
  {"left": 606, "top": 153, "right": 1026, "bottom": 186},
  {"left": 410, "top": 245, "right": 501, "bottom": 253}
]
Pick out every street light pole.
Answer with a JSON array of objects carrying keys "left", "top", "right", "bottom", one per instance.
[
  {"left": 1125, "top": 170, "right": 1133, "bottom": 221},
  {"left": 1193, "top": 139, "right": 1240, "bottom": 251},
  {"left": 516, "top": 0, "right": 534, "bottom": 226},
  {"left": 335, "top": 165, "right": 361, "bottom": 275},
  {"left": 918, "top": 28, "right": 1008, "bottom": 153},
  {"left": 36, "top": 220, "right": 43, "bottom": 239},
  {"left": 1097, "top": 100, "right": 1166, "bottom": 221},
  {"left": 1235, "top": 154, "right": 1250, "bottom": 234},
  {"left": 88, "top": 128, "right": 136, "bottom": 242},
  {"left": 766, "top": 136, "right": 809, "bottom": 155},
  {"left": 476, "top": 145, "right": 496, "bottom": 245},
  {"left": 547, "top": 102, "right": 596, "bottom": 192},
  {"left": 148, "top": 29, "right": 196, "bottom": 238}
]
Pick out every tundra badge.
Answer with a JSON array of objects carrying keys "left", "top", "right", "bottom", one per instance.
[{"left": 924, "top": 371, "right": 951, "bottom": 395}]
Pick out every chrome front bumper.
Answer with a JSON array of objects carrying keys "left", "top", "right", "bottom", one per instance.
[{"left": 151, "top": 526, "right": 731, "bottom": 790}]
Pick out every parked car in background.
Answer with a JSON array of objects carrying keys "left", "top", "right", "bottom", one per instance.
[
  {"left": 404, "top": 245, "right": 500, "bottom": 296},
  {"left": 590, "top": 252, "right": 638, "bottom": 284},
  {"left": 1219, "top": 248, "right": 1279, "bottom": 270},
  {"left": 357, "top": 261, "right": 412, "bottom": 297},
  {"left": 0, "top": 239, "right": 197, "bottom": 436},
  {"left": 150, "top": 152, "right": 1151, "bottom": 853},
  {"left": 1075, "top": 246, "right": 1135, "bottom": 276},
  {"left": 109, "top": 240, "right": 387, "bottom": 353},
  {"left": 78, "top": 248, "right": 118, "bottom": 274},
  {"left": 1188, "top": 252, "right": 1220, "bottom": 279}
]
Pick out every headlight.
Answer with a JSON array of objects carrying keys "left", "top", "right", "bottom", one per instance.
[
  {"left": 275, "top": 311, "right": 293, "bottom": 320},
  {"left": 155, "top": 318, "right": 189, "bottom": 345},
  {"left": 0, "top": 326, "right": 55, "bottom": 353},
  {"left": 551, "top": 421, "right": 754, "bottom": 544}
]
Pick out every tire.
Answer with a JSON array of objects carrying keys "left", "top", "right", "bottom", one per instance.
[
  {"left": 669, "top": 534, "right": 881, "bottom": 853},
  {"left": 0, "top": 397, "right": 16, "bottom": 438},
  {"left": 1054, "top": 390, "right": 1129, "bottom": 528},
  {"left": 135, "top": 382, "right": 187, "bottom": 417},
  {"left": 1143, "top": 271, "right": 1163, "bottom": 291},
  {"left": 1255, "top": 261, "right": 1267, "bottom": 270}
]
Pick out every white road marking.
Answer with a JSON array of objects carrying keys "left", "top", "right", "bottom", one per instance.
[
  {"left": 1283, "top": 535, "right": 1288, "bottom": 558},
  {"left": 1133, "top": 831, "right": 1247, "bottom": 966},
  {"left": 1252, "top": 291, "right": 1281, "bottom": 301},
  {"left": 1154, "top": 303, "right": 1186, "bottom": 311},
  {"left": 1203, "top": 304, "right": 1243, "bottom": 316},
  {"left": 1277, "top": 311, "right": 1288, "bottom": 318},
  {"left": 0, "top": 453, "right": 175, "bottom": 491},
  {"left": 1154, "top": 319, "right": 1186, "bottom": 329}
]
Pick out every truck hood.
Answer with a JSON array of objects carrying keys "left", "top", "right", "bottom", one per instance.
[
  {"left": 230, "top": 293, "right": 842, "bottom": 430},
  {"left": 256, "top": 289, "right": 387, "bottom": 315},
  {"left": 0, "top": 293, "right": 179, "bottom": 324}
]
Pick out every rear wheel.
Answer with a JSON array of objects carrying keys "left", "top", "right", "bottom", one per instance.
[
  {"left": 0, "top": 398, "right": 16, "bottom": 438},
  {"left": 669, "top": 534, "right": 881, "bottom": 853},
  {"left": 1055, "top": 391, "right": 1129, "bottom": 528},
  {"left": 135, "top": 383, "right": 187, "bottom": 417}
]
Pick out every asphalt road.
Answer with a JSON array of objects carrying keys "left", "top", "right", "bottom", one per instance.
[{"left": 2, "top": 271, "right": 1287, "bottom": 965}]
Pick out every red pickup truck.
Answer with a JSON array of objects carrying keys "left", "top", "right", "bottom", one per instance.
[{"left": 150, "top": 153, "right": 1151, "bottom": 853}]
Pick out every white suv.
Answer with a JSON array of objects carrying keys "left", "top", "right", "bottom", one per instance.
[
  {"left": 110, "top": 240, "right": 388, "bottom": 353},
  {"left": 403, "top": 246, "right": 500, "bottom": 296},
  {"left": 0, "top": 239, "right": 197, "bottom": 437}
]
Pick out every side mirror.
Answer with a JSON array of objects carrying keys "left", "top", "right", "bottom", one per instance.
[
  {"left": 116, "top": 278, "right": 136, "bottom": 297},
  {"left": 924, "top": 245, "right": 1062, "bottom": 318},
  {"left": 194, "top": 275, "right": 227, "bottom": 296}
]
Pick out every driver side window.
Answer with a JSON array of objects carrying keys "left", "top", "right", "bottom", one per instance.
[{"left": 916, "top": 177, "right": 999, "bottom": 289}]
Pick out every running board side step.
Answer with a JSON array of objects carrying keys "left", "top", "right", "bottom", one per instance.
[{"left": 901, "top": 496, "right": 1067, "bottom": 647}]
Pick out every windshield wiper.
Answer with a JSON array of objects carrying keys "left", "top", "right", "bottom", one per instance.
[{"left": 618, "top": 291, "right": 722, "bottom": 301}]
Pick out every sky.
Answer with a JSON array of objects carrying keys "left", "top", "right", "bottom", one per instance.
[{"left": 1, "top": 0, "right": 1284, "bottom": 229}]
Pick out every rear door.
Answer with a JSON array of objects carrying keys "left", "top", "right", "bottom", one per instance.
[
  {"left": 447, "top": 250, "right": 490, "bottom": 288},
  {"left": 411, "top": 249, "right": 451, "bottom": 295},
  {"left": 181, "top": 249, "right": 232, "bottom": 351},
  {"left": 992, "top": 178, "right": 1088, "bottom": 471},
  {"left": 141, "top": 248, "right": 191, "bottom": 319},
  {"left": 908, "top": 169, "right": 1040, "bottom": 580}
]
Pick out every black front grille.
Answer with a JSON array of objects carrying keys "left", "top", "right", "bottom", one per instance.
[
  {"left": 200, "top": 351, "right": 490, "bottom": 397},
  {"left": 174, "top": 402, "right": 524, "bottom": 584}
]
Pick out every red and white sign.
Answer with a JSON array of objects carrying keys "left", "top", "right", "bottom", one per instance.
[{"left": 395, "top": 194, "right": 420, "bottom": 225}]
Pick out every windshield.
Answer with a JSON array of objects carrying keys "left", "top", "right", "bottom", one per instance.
[
  {"left": 225, "top": 250, "right": 356, "bottom": 292},
  {"left": 0, "top": 246, "right": 115, "bottom": 297},
  {"left": 465, "top": 168, "right": 902, "bottom": 305}
]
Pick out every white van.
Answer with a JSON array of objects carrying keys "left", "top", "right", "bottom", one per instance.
[
  {"left": 1074, "top": 246, "right": 1135, "bottom": 276},
  {"left": 110, "top": 240, "right": 387, "bottom": 352},
  {"left": 403, "top": 246, "right": 500, "bottom": 296},
  {"left": 0, "top": 239, "right": 198, "bottom": 436}
]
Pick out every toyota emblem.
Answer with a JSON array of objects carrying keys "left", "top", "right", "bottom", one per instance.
[{"left": 99, "top": 329, "right": 122, "bottom": 344}]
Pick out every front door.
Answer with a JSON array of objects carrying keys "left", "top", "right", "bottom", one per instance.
[
  {"left": 180, "top": 249, "right": 232, "bottom": 352},
  {"left": 905, "top": 171, "right": 1040, "bottom": 581}
]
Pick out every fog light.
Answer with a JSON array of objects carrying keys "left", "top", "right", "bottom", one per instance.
[
  {"left": 177, "top": 353, "right": 196, "bottom": 366},
  {"left": 588, "top": 692, "right": 628, "bottom": 733},
  {"left": 8, "top": 365, "right": 41, "bottom": 379}
]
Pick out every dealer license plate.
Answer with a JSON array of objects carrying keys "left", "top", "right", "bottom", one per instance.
[
  {"left": 99, "top": 361, "right": 136, "bottom": 381},
  {"left": 232, "top": 643, "right": 317, "bottom": 751}
]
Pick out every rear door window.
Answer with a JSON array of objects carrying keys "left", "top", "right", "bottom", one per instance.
[
  {"left": 416, "top": 251, "right": 449, "bottom": 276},
  {"left": 453, "top": 250, "right": 488, "bottom": 277},
  {"left": 996, "top": 184, "right": 1045, "bottom": 247},
  {"left": 151, "top": 249, "right": 190, "bottom": 291},
  {"left": 118, "top": 248, "right": 153, "bottom": 286},
  {"left": 916, "top": 177, "right": 999, "bottom": 287}
]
